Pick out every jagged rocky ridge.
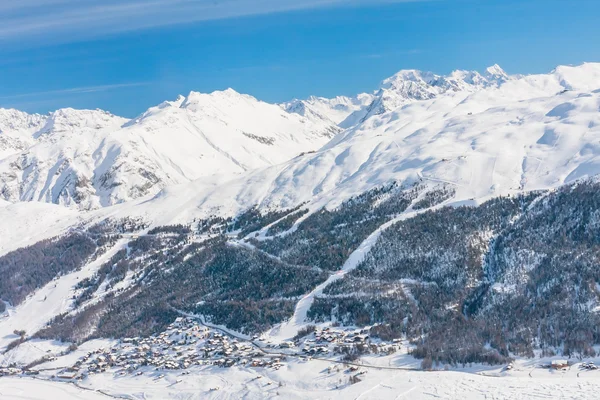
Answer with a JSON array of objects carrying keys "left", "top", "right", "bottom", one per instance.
[{"left": 283, "top": 64, "right": 511, "bottom": 128}]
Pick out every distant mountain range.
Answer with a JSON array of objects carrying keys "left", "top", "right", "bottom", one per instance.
[
  {"left": 0, "top": 89, "right": 338, "bottom": 209},
  {"left": 4, "top": 63, "right": 599, "bottom": 212}
]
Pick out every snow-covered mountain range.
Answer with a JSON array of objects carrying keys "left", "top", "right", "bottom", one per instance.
[
  {"left": 282, "top": 64, "right": 512, "bottom": 129},
  {"left": 0, "top": 62, "right": 597, "bottom": 256},
  {"left": 85, "top": 62, "right": 600, "bottom": 227},
  {"left": 0, "top": 62, "right": 599, "bottom": 219},
  {"left": 0, "top": 89, "right": 339, "bottom": 209}
]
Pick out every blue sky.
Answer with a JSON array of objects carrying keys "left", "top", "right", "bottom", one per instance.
[{"left": 1, "top": 0, "right": 599, "bottom": 117}]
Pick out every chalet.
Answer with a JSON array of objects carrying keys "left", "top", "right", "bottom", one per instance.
[
  {"left": 551, "top": 360, "right": 569, "bottom": 370},
  {"left": 581, "top": 362, "right": 598, "bottom": 370}
]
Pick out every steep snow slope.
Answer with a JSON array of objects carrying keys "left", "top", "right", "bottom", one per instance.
[
  {"left": 282, "top": 94, "right": 375, "bottom": 126},
  {"left": 0, "top": 89, "right": 338, "bottom": 209},
  {"left": 0, "top": 108, "right": 129, "bottom": 209},
  {"left": 102, "top": 63, "right": 600, "bottom": 226},
  {"left": 121, "top": 89, "right": 339, "bottom": 178}
]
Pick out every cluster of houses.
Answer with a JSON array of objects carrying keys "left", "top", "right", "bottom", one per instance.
[
  {"left": 539, "top": 360, "right": 597, "bottom": 370},
  {"left": 293, "top": 326, "right": 399, "bottom": 357},
  {"left": 541, "top": 360, "right": 570, "bottom": 370},
  {"left": 3, "top": 317, "right": 600, "bottom": 383},
  {"left": 57, "top": 318, "right": 288, "bottom": 380},
  {"left": 580, "top": 362, "right": 598, "bottom": 371},
  {"left": 3, "top": 320, "right": 403, "bottom": 382},
  {"left": 51, "top": 320, "right": 403, "bottom": 381},
  {"left": 0, "top": 367, "right": 24, "bottom": 376}
]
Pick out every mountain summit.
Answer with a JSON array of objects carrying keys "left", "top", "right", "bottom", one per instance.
[{"left": 283, "top": 65, "right": 513, "bottom": 129}]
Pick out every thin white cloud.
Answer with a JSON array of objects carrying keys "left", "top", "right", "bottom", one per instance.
[
  {"left": 0, "top": 82, "right": 151, "bottom": 100},
  {"left": 0, "top": 0, "right": 74, "bottom": 12},
  {"left": 0, "top": 0, "right": 434, "bottom": 42}
]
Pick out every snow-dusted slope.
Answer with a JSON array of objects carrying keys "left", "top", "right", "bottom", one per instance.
[
  {"left": 0, "top": 201, "right": 80, "bottom": 256},
  {"left": 0, "top": 109, "right": 129, "bottom": 209},
  {"left": 0, "top": 89, "right": 339, "bottom": 209},
  {"left": 106, "top": 63, "right": 600, "bottom": 225},
  {"left": 282, "top": 94, "right": 375, "bottom": 126}
]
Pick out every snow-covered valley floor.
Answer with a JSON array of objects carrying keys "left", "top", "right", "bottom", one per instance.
[
  {"left": 1, "top": 316, "right": 597, "bottom": 400},
  {"left": 1, "top": 360, "right": 599, "bottom": 400}
]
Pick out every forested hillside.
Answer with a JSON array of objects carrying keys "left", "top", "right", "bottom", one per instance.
[{"left": 3, "top": 180, "right": 600, "bottom": 366}]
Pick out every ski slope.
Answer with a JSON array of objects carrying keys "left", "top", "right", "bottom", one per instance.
[{"left": 0, "top": 239, "right": 130, "bottom": 352}]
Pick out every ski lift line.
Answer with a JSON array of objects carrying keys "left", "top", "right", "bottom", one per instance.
[{"left": 416, "top": 172, "right": 464, "bottom": 188}]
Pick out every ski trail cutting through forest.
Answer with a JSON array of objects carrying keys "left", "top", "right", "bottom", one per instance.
[
  {"left": 0, "top": 238, "right": 130, "bottom": 355},
  {"left": 270, "top": 198, "right": 452, "bottom": 341}
]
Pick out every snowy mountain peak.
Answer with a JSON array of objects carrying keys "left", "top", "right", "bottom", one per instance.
[
  {"left": 179, "top": 88, "right": 259, "bottom": 113},
  {"left": 283, "top": 66, "right": 514, "bottom": 130},
  {"left": 381, "top": 66, "right": 508, "bottom": 94},
  {"left": 153, "top": 95, "right": 186, "bottom": 111},
  {"left": 549, "top": 63, "right": 600, "bottom": 92},
  {"left": 0, "top": 108, "right": 46, "bottom": 135},
  {"left": 0, "top": 109, "right": 44, "bottom": 159},
  {"left": 36, "top": 108, "right": 126, "bottom": 137},
  {"left": 485, "top": 63, "right": 508, "bottom": 79},
  {"left": 282, "top": 93, "right": 376, "bottom": 127},
  {"left": 381, "top": 69, "right": 434, "bottom": 87},
  {"left": 350, "top": 66, "right": 514, "bottom": 124}
]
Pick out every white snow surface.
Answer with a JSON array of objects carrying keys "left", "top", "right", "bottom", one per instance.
[
  {"left": 0, "top": 201, "right": 80, "bottom": 256},
  {"left": 2, "top": 356, "right": 600, "bottom": 399},
  {"left": 282, "top": 93, "right": 375, "bottom": 126},
  {"left": 0, "top": 378, "right": 107, "bottom": 400}
]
